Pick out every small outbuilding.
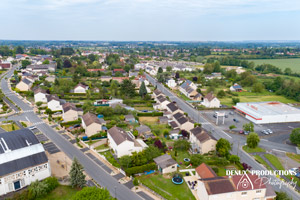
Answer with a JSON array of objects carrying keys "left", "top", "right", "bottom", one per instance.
[{"left": 153, "top": 154, "right": 177, "bottom": 174}]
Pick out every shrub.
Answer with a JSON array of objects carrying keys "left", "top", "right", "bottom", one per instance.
[
  {"left": 125, "top": 163, "right": 156, "bottom": 176},
  {"left": 43, "top": 177, "right": 59, "bottom": 192},
  {"left": 212, "top": 167, "right": 219, "bottom": 174}
]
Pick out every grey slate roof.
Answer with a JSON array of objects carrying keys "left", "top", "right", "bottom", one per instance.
[
  {"left": 190, "top": 127, "right": 216, "bottom": 143},
  {"left": 0, "top": 152, "right": 48, "bottom": 176},
  {"left": 166, "top": 102, "right": 179, "bottom": 112},
  {"left": 82, "top": 112, "right": 105, "bottom": 127},
  {"left": 153, "top": 154, "right": 177, "bottom": 169},
  {"left": 22, "top": 78, "right": 32, "bottom": 85},
  {"left": 136, "top": 125, "right": 151, "bottom": 134},
  {"left": 0, "top": 129, "right": 39, "bottom": 154}
]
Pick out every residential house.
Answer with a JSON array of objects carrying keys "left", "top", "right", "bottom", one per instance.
[
  {"left": 0, "top": 129, "right": 51, "bottom": 196},
  {"left": 156, "top": 95, "right": 170, "bottom": 110},
  {"left": 230, "top": 83, "right": 243, "bottom": 92},
  {"left": 74, "top": 83, "right": 89, "bottom": 93},
  {"left": 205, "top": 72, "right": 222, "bottom": 80},
  {"left": 26, "top": 64, "right": 56, "bottom": 73},
  {"left": 202, "top": 93, "right": 220, "bottom": 108},
  {"left": 107, "top": 127, "right": 148, "bottom": 158},
  {"left": 0, "top": 61, "right": 11, "bottom": 69},
  {"left": 169, "top": 129, "right": 180, "bottom": 140},
  {"left": 189, "top": 127, "right": 217, "bottom": 154},
  {"left": 173, "top": 112, "right": 194, "bottom": 132},
  {"left": 47, "top": 95, "right": 65, "bottom": 111},
  {"left": 135, "top": 125, "right": 153, "bottom": 139},
  {"left": 163, "top": 111, "right": 173, "bottom": 119},
  {"left": 152, "top": 89, "right": 162, "bottom": 99},
  {"left": 166, "top": 79, "right": 177, "bottom": 88},
  {"left": 179, "top": 80, "right": 197, "bottom": 93},
  {"left": 82, "top": 112, "right": 106, "bottom": 137},
  {"left": 62, "top": 103, "right": 83, "bottom": 122},
  {"left": 16, "top": 78, "right": 33, "bottom": 91},
  {"left": 113, "top": 68, "right": 126, "bottom": 76},
  {"left": 129, "top": 71, "right": 139, "bottom": 77},
  {"left": 34, "top": 88, "right": 48, "bottom": 103},
  {"left": 45, "top": 75, "right": 56, "bottom": 83},
  {"left": 169, "top": 121, "right": 179, "bottom": 130},
  {"left": 166, "top": 102, "right": 183, "bottom": 115},
  {"left": 193, "top": 93, "right": 203, "bottom": 101},
  {"left": 153, "top": 154, "right": 177, "bottom": 174},
  {"left": 112, "top": 77, "right": 129, "bottom": 83},
  {"left": 196, "top": 171, "right": 276, "bottom": 200},
  {"left": 124, "top": 114, "right": 135, "bottom": 123}
]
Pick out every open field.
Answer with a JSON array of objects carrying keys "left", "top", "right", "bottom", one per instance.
[
  {"left": 139, "top": 116, "right": 159, "bottom": 123},
  {"left": 242, "top": 146, "right": 266, "bottom": 153},
  {"left": 137, "top": 173, "right": 195, "bottom": 200},
  {"left": 253, "top": 155, "right": 273, "bottom": 170},
  {"left": 247, "top": 58, "right": 300, "bottom": 73},
  {"left": 287, "top": 153, "right": 300, "bottom": 163},
  {"left": 0, "top": 123, "right": 20, "bottom": 131}
]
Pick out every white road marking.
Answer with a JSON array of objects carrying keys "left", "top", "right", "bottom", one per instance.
[
  {"left": 222, "top": 131, "right": 232, "bottom": 139},
  {"left": 272, "top": 149, "right": 286, "bottom": 153},
  {"left": 32, "top": 121, "right": 45, "bottom": 125},
  {"left": 25, "top": 116, "right": 30, "bottom": 122},
  {"left": 261, "top": 139, "right": 268, "bottom": 142}
]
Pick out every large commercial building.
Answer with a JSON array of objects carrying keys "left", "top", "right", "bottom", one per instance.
[
  {"left": 0, "top": 129, "right": 51, "bottom": 196},
  {"left": 233, "top": 101, "right": 300, "bottom": 124}
]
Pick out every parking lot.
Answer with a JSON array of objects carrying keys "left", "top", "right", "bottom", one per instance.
[{"left": 202, "top": 109, "right": 300, "bottom": 143}]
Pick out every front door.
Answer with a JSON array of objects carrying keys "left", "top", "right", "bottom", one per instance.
[{"left": 14, "top": 181, "right": 21, "bottom": 190}]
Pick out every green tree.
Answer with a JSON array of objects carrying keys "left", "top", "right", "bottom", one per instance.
[
  {"left": 158, "top": 67, "right": 163, "bottom": 73},
  {"left": 174, "top": 140, "right": 191, "bottom": 151},
  {"left": 166, "top": 66, "right": 172, "bottom": 72},
  {"left": 42, "top": 59, "right": 50, "bottom": 64},
  {"left": 252, "top": 82, "right": 265, "bottom": 93},
  {"left": 229, "top": 155, "right": 240, "bottom": 164},
  {"left": 217, "top": 90, "right": 226, "bottom": 98},
  {"left": 139, "top": 81, "right": 147, "bottom": 98},
  {"left": 243, "top": 122, "right": 254, "bottom": 132},
  {"left": 133, "top": 178, "right": 139, "bottom": 186},
  {"left": 21, "top": 60, "right": 31, "bottom": 68},
  {"left": 119, "top": 155, "right": 132, "bottom": 169},
  {"left": 229, "top": 125, "right": 236, "bottom": 130},
  {"left": 232, "top": 97, "right": 240, "bottom": 104},
  {"left": 216, "top": 138, "right": 231, "bottom": 157},
  {"left": 290, "top": 128, "right": 300, "bottom": 145},
  {"left": 110, "top": 80, "right": 118, "bottom": 97},
  {"left": 72, "top": 187, "right": 112, "bottom": 200},
  {"left": 16, "top": 46, "right": 24, "bottom": 54},
  {"left": 275, "top": 191, "right": 292, "bottom": 200},
  {"left": 28, "top": 180, "right": 48, "bottom": 199},
  {"left": 120, "top": 79, "right": 136, "bottom": 97},
  {"left": 69, "top": 157, "right": 86, "bottom": 188},
  {"left": 190, "top": 154, "right": 204, "bottom": 166},
  {"left": 247, "top": 132, "right": 260, "bottom": 148},
  {"left": 143, "top": 146, "right": 162, "bottom": 162}
]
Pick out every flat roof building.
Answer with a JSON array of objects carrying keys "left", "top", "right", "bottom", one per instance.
[{"left": 234, "top": 101, "right": 300, "bottom": 124}]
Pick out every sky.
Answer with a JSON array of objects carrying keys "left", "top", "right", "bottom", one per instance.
[{"left": 0, "top": 0, "right": 300, "bottom": 41}]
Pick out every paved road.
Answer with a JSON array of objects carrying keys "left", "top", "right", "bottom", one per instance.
[
  {"left": 0, "top": 67, "right": 142, "bottom": 200},
  {"left": 146, "top": 73, "right": 300, "bottom": 200}
]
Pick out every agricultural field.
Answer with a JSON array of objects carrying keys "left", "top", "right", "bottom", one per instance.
[{"left": 247, "top": 58, "right": 300, "bottom": 73}]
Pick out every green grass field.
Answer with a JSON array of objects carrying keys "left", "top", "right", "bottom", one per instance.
[
  {"left": 0, "top": 123, "right": 20, "bottom": 131},
  {"left": 138, "top": 173, "right": 195, "bottom": 200},
  {"left": 38, "top": 185, "right": 79, "bottom": 200},
  {"left": 253, "top": 155, "right": 273, "bottom": 170},
  {"left": 264, "top": 154, "right": 285, "bottom": 170},
  {"left": 247, "top": 58, "right": 300, "bottom": 73},
  {"left": 242, "top": 146, "right": 266, "bottom": 153}
]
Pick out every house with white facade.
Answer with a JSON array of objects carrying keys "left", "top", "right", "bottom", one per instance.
[
  {"left": 82, "top": 112, "right": 106, "bottom": 137},
  {"left": 107, "top": 127, "right": 148, "bottom": 158},
  {"left": 16, "top": 78, "right": 33, "bottom": 91},
  {"left": 156, "top": 95, "right": 170, "bottom": 110},
  {"left": 173, "top": 112, "right": 194, "bottom": 132},
  {"left": 34, "top": 88, "right": 48, "bottom": 103},
  {"left": 166, "top": 79, "right": 177, "bottom": 88},
  {"left": 47, "top": 95, "right": 65, "bottom": 111},
  {"left": 202, "top": 92, "right": 220, "bottom": 108},
  {"left": 0, "top": 129, "right": 51, "bottom": 196},
  {"left": 74, "top": 83, "right": 89, "bottom": 94}
]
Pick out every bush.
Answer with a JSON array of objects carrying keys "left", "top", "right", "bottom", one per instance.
[
  {"left": 125, "top": 163, "right": 156, "bottom": 176},
  {"left": 212, "top": 167, "right": 219, "bottom": 174},
  {"left": 137, "top": 112, "right": 163, "bottom": 116},
  {"left": 43, "top": 177, "right": 59, "bottom": 192},
  {"left": 60, "top": 119, "right": 81, "bottom": 127}
]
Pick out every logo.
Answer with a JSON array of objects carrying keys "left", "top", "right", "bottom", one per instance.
[{"left": 237, "top": 174, "right": 254, "bottom": 190}]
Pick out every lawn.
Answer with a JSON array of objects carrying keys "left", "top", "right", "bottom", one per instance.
[
  {"left": 99, "top": 151, "right": 120, "bottom": 168},
  {"left": 145, "top": 123, "right": 171, "bottom": 137},
  {"left": 94, "top": 143, "right": 109, "bottom": 151},
  {"left": 171, "top": 150, "right": 191, "bottom": 167},
  {"left": 38, "top": 185, "right": 78, "bottom": 200},
  {"left": 264, "top": 154, "right": 285, "bottom": 170},
  {"left": 138, "top": 173, "right": 196, "bottom": 200},
  {"left": 254, "top": 155, "right": 273, "bottom": 170},
  {"left": 0, "top": 123, "right": 20, "bottom": 131},
  {"left": 242, "top": 146, "right": 266, "bottom": 153},
  {"left": 247, "top": 58, "right": 300, "bottom": 73},
  {"left": 134, "top": 106, "right": 154, "bottom": 111},
  {"left": 286, "top": 153, "right": 300, "bottom": 163}
]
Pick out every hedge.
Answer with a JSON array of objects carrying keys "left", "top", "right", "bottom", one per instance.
[
  {"left": 125, "top": 163, "right": 156, "bottom": 176},
  {"left": 124, "top": 100, "right": 156, "bottom": 104},
  {"left": 60, "top": 119, "right": 81, "bottom": 127},
  {"left": 137, "top": 112, "right": 163, "bottom": 116}
]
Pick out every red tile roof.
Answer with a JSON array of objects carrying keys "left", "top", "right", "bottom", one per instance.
[
  {"left": 195, "top": 163, "right": 217, "bottom": 179},
  {"left": 231, "top": 174, "right": 266, "bottom": 191}
]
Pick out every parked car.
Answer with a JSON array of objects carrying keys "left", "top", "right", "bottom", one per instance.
[
  {"left": 262, "top": 130, "right": 269, "bottom": 135},
  {"left": 233, "top": 118, "right": 239, "bottom": 123},
  {"left": 229, "top": 111, "right": 234, "bottom": 115},
  {"left": 73, "top": 124, "right": 81, "bottom": 128},
  {"left": 213, "top": 114, "right": 217, "bottom": 118},
  {"left": 28, "top": 126, "right": 36, "bottom": 130},
  {"left": 267, "top": 129, "right": 273, "bottom": 134},
  {"left": 244, "top": 131, "right": 250, "bottom": 135},
  {"left": 239, "top": 130, "right": 244, "bottom": 134}
]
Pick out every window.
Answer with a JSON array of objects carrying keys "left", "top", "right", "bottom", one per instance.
[
  {"left": 172, "top": 166, "right": 175, "bottom": 168},
  {"left": 256, "top": 190, "right": 261, "bottom": 194},
  {"left": 241, "top": 192, "right": 247, "bottom": 196}
]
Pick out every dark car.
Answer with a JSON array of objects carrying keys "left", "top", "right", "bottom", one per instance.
[{"left": 233, "top": 118, "right": 239, "bottom": 123}]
